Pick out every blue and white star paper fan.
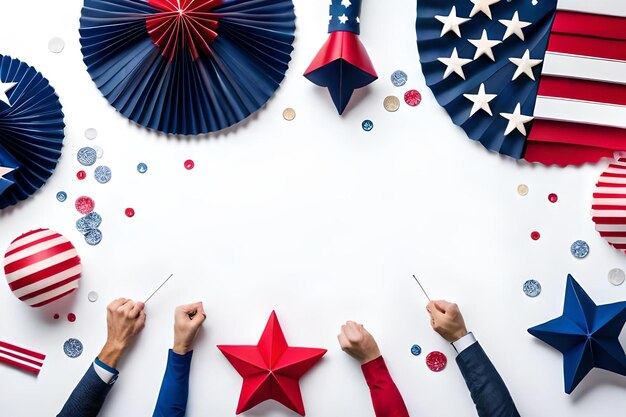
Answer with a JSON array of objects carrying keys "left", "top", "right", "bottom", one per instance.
[
  {"left": 79, "top": 0, "right": 296, "bottom": 135},
  {"left": 0, "top": 55, "right": 65, "bottom": 210},
  {"left": 416, "top": 0, "right": 626, "bottom": 166}
]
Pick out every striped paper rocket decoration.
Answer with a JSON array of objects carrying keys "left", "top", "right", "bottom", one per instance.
[
  {"left": 592, "top": 159, "right": 626, "bottom": 254},
  {"left": 4, "top": 229, "right": 82, "bottom": 307},
  {"left": 0, "top": 340, "right": 45, "bottom": 375}
]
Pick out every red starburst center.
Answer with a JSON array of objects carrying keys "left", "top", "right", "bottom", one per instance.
[{"left": 146, "top": 0, "right": 221, "bottom": 61}]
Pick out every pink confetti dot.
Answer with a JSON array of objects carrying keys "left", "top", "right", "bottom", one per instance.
[
  {"left": 67, "top": 313, "right": 76, "bottom": 322},
  {"left": 125, "top": 208, "right": 135, "bottom": 218},
  {"left": 75, "top": 196, "right": 95, "bottom": 215},
  {"left": 531, "top": 231, "right": 541, "bottom": 241},
  {"left": 548, "top": 193, "right": 558, "bottom": 203},
  {"left": 404, "top": 89, "right": 422, "bottom": 107},
  {"left": 77, "top": 170, "right": 86, "bottom": 180},
  {"left": 184, "top": 159, "right": 195, "bottom": 170}
]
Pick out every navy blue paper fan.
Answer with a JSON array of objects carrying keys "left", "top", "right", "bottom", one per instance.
[
  {"left": 416, "top": 0, "right": 556, "bottom": 159},
  {"left": 79, "top": 0, "right": 296, "bottom": 135},
  {"left": 0, "top": 55, "right": 65, "bottom": 210}
]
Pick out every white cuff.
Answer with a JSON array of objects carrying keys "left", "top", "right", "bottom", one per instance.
[
  {"left": 451, "top": 332, "right": 477, "bottom": 355},
  {"left": 93, "top": 359, "right": 118, "bottom": 384}
]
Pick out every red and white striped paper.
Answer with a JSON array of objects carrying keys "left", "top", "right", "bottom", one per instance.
[
  {"left": 0, "top": 340, "right": 45, "bottom": 375},
  {"left": 525, "top": 0, "right": 626, "bottom": 166},
  {"left": 4, "top": 229, "right": 81, "bottom": 307},
  {"left": 592, "top": 158, "right": 626, "bottom": 253}
]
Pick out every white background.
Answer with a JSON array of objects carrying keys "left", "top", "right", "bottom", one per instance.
[{"left": 1, "top": 0, "right": 626, "bottom": 416}]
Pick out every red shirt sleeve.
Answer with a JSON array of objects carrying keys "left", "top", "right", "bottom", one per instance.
[{"left": 361, "top": 356, "right": 410, "bottom": 417}]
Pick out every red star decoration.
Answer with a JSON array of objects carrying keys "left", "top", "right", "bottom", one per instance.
[
  {"left": 218, "top": 311, "right": 327, "bottom": 415},
  {"left": 146, "top": 0, "right": 221, "bottom": 61}
]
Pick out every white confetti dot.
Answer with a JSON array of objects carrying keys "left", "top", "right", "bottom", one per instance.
[{"left": 48, "top": 38, "right": 65, "bottom": 54}]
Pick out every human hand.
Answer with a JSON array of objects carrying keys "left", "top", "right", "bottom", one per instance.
[
  {"left": 173, "top": 302, "right": 206, "bottom": 355},
  {"left": 426, "top": 300, "right": 468, "bottom": 343},
  {"left": 337, "top": 321, "right": 381, "bottom": 365},
  {"left": 98, "top": 298, "right": 146, "bottom": 367}
]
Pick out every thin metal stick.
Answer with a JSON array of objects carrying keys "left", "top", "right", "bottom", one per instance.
[
  {"left": 412, "top": 274, "right": 431, "bottom": 301},
  {"left": 144, "top": 273, "right": 174, "bottom": 304}
]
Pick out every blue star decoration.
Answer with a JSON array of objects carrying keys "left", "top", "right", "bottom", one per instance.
[{"left": 528, "top": 274, "right": 626, "bottom": 394}]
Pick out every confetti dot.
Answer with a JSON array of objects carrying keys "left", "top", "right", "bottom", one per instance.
[
  {"left": 76, "top": 212, "right": 102, "bottom": 235},
  {"left": 184, "top": 159, "right": 195, "bottom": 170},
  {"left": 53, "top": 314, "right": 60, "bottom": 320},
  {"left": 608, "top": 268, "right": 625, "bottom": 286},
  {"left": 383, "top": 96, "right": 401, "bottom": 112},
  {"left": 282, "top": 108, "right": 296, "bottom": 121},
  {"left": 56, "top": 191, "right": 67, "bottom": 202},
  {"left": 94, "top": 166, "right": 112, "bottom": 184},
  {"left": 531, "top": 231, "right": 541, "bottom": 241},
  {"left": 362, "top": 120, "right": 374, "bottom": 132},
  {"left": 517, "top": 184, "right": 529, "bottom": 196},
  {"left": 77, "top": 147, "right": 97, "bottom": 166},
  {"left": 77, "top": 170, "right": 87, "bottom": 180},
  {"left": 85, "top": 229, "right": 103, "bottom": 246},
  {"left": 523, "top": 279, "right": 542, "bottom": 297},
  {"left": 125, "top": 208, "right": 135, "bottom": 218},
  {"left": 67, "top": 313, "right": 76, "bottom": 323},
  {"left": 410, "top": 344, "right": 422, "bottom": 356},
  {"left": 390, "top": 70, "right": 408, "bottom": 87},
  {"left": 85, "top": 128, "right": 98, "bottom": 140},
  {"left": 75, "top": 196, "right": 95, "bottom": 215},
  {"left": 548, "top": 193, "right": 558, "bottom": 203},
  {"left": 137, "top": 163, "right": 148, "bottom": 174},
  {"left": 63, "top": 338, "right": 83, "bottom": 358},
  {"left": 88, "top": 291, "right": 99, "bottom": 302},
  {"left": 94, "top": 146, "right": 104, "bottom": 159},
  {"left": 570, "top": 240, "right": 589, "bottom": 259},
  {"left": 426, "top": 351, "right": 447, "bottom": 372},
  {"left": 404, "top": 90, "right": 422, "bottom": 107},
  {"left": 48, "top": 37, "right": 65, "bottom": 54}
]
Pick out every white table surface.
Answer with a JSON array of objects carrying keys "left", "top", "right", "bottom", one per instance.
[{"left": 1, "top": 1, "right": 625, "bottom": 416}]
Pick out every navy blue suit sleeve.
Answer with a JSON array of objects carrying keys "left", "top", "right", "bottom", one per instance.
[
  {"left": 152, "top": 349, "right": 193, "bottom": 417},
  {"left": 57, "top": 364, "right": 114, "bottom": 417},
  {"left": 456, "top": 342, "right": 520, "bottom": 417}
]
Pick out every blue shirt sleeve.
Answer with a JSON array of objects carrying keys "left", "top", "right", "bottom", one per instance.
[
  {"left": 57, "top": 360, "right": 116, "bottom": 417},
  {"left": 152, "top": 349, "right": 193, "bottom": 417}
]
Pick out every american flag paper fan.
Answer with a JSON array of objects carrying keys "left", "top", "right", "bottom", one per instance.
[
  {"left": 416, "top": 0, "right": 626, "bottom": 166},
  {"left": 79, "top": 0, "right": 296, "bottom": 135},
  {"left": 0, "top": 55, "right": 65, "bottom": 209},
  {"left": 592, "top": 159, "right": 626, "bottom": 255}
]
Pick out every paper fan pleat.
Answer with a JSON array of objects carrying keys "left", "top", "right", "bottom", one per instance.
[
  {"left": 79, "top": 0, "right": 295, "bottom": 135},
  {"left": 0, "top": 55, "right": 65, "bottom": 209}
]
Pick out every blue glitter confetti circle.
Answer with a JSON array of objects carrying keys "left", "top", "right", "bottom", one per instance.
[
  {"left": 391, "top": 70, "right": 408, "bottom": 87},
  {"left": 570, "top": 240, "right": 589, "bottom": 259},
  {"left": 56, "top": 191, "right": 67, "bottom": 202},
  {"left": 85, "top": 229, "right": 103, "bottom": 246},
  {"left": 411, "top": 344, "right": 422, "bottom": 356},
  {"left": 94, "top": 166, "right": 112, "bottom": 184},
  {"left": 76, "top": 212, "right": 102, "bottom": 234},
  {"left": 362, "top": 120, "right": 374, "bottom": 132},
  {"left": 63, "top": 338, "right": 83, "bottom": 358},
  {"left": 523, "top": 280, "right": 542, "bottom": 297},
  {"left": 137, "top": 163, "right": 148, "bottom": 174},
  {"left": 77, "top": 147, "right": 97, "bottom": 166}
]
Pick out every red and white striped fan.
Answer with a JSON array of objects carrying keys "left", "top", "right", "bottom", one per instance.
[
  {"left": 4, "top": 229, "right": 81, "bottom": 307},
  {"left": 0, "top": 340, "right": 45, "bottom": 375},
  {"left": 592, "top": 159, "right": 626, "bottom": 254}
]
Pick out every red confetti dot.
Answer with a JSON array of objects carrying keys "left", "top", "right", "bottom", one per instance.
[
  {"left": 548, "top": 193, "right": 558, "bottom": 203},
  {"left": 77, "top": 170, "right": 86, "bottom": 180},
  {"left": 426, "top": 351, "right": 447, "bottom": 372},
  {"left": 404, "top": 90, "right": 422, "bottom": 107},
  {"left": 125, "top": 208, "right": 135, "bottom": 218},
  {"left": 75, "top": 196, "right": 95, "bottom": 215},
  {"left": 531, "top": 231, "right": 541, "bottom": 240},
  {"left": 53, "top": 314, "right": 60, "bottom": 320},
  {"left": 67, "top": 313, "right": 76, "bottom": 322},
  {"left": 184, "top": 159, "right": 195, "bottom": 170}
]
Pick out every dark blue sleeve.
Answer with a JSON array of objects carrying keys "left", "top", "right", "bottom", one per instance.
[
  {"left": 152, "top": 350, "right": 193, "bottom": 417},
  {"left": 456, "top": 342, "right": 520, "bottom": 417},
  {"left": 57, "top": 363, "right": 114, "bottom": 417}
]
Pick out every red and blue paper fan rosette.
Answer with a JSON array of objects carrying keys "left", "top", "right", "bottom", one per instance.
[
  {"left": 416, "top": 0, "right": 626, "bottom": 166},
  {"left": 79, "top": 0, "right": 296, "bottom": 135},
  {"left": 0, "top": 55, "right": 65, "bottom": 210}
]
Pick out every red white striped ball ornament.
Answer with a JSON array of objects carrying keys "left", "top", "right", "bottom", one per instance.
[
  {"left": 592, "top": 158, "right": 626, "bottom": 255},
  {"left": 4, "top": 229, "right": 82, "bottom": 307}
]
